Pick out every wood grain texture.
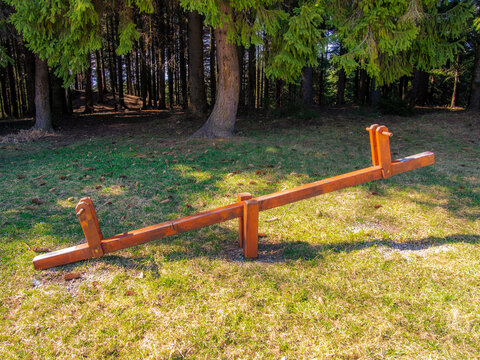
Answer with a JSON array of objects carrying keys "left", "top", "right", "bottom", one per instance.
[
  {"left": 243, "top": 199, "right": 259, "bottom": 259},
  {"left": 366, "top": 124, "right": 380, "bottom": 166},
  {"left": 375, "top": 125, "right": 392, "bottom": 178},
  {"left": 101, "top": 202, "right": 244, "bottom": 253},
  {"left": 33, "top": 243, "right": 93, "bottom": 270},
  {"left": 237, "top": 192, "right": 252, "bottom": 248},
  {"left": 75, "top": 199, "right": 103, "bottom": 257}
]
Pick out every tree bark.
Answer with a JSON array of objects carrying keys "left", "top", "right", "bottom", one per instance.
[
  {"left": 24, "top": 48, "right": 36, "bottom": 116},
  {"left": 95, "top": 50, "right": 104, "bottom": 103},
  {"left": 84, "top": 56, "right": 94, "bottom": 113},
  {"left": 370, "top": 76, "right": 381, "bottom": 105},
  {"left": 126, "top": 53, "right": 133, "bottom": 95},
  {"left": 468, "top": 39, "right": 480, "bottom": 111},
  {"left": 7, "top": 40, "right": 19, "bottom": 118},
  {"left": 193, "top": 1, "right": 239, "bottom": 138},
  {"left": 410, "top": 69, "right": 428, "bottom": 107},
  {"left": 179, "top": 16, "right": 188, "bottom": 110},
  {"left": 187, "top": 11, "right": 207, "bottom": 117},
  {"left": 50, "top": 73, "right": 68, "bottom": 120},
  {"left": 140, "top": 36, "right": 148, "bottom": 109},
  {"left": 209, "top": 27, "right": 216, "bottom": 105},
  {"left": 248, "top": 44, "right": 256, "bottom": 112},
  {"left": 33, "top": 55, "right": 52, "bottom": 131},
  {"left": 301, "top": 67, "right": 313, "bottom": 106},
  {"left": 166, "top": 20, "right": 174, "bottom": 109},
  {"left": 114, "top": 13, "right": 126, "bottom": 109},
  {"left": 158, "top": 11, "right": 166, "bottom": 109}
]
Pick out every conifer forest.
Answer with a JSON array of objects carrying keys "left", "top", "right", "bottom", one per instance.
[{"left": 0, "top": 0, "right": 479, "bottom": 137}]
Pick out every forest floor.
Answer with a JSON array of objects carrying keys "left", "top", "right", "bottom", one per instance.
[{"left": 0, "top": 107, "right": 479, "bottom": 358}]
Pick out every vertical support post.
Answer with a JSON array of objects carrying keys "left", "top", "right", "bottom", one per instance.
[
  {"left": 366, "top": 124, "right": 380, "bottom": 166},
  {"left": 375, "top": 125, "right": 393, "bottom": 178},
  {"left": 237, "top": 192, "right": 252, "bottom": 248},
  {"left": 75, "top": 198, "right": 104, "bottom": 258},
  {"left": 243, "top": 199, "right": 259, "bottom": 259}
]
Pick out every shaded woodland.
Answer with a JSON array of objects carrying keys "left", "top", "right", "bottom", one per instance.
[{"left": 1, "top": 1, "right": 479, "bottom": 137}]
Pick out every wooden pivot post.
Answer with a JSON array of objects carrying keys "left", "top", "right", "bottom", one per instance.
[
  {"left": 243, "top": 199, "right": 259, "bottom": 259},
  {"left": 237, "top": 192, "right": 252, "bottom": 248},
  {"left": 75, "top": 197, "right": 104, "bottom": 257},
  {"left": 366, "top": 124, "right": 380, "bottom": 166},
  {"left": 375, "top": 125, "right": 393, "bottom": 178}
]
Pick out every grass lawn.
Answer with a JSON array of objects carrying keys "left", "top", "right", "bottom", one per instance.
[{"left": 0, "top": 111, "right": 479, "bottom": 359}]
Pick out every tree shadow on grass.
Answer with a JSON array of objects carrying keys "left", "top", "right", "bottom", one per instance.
[
  {"left": 89, "top": 230, "right": 480, "bottom": 269},
  {"left": 256, "top": 234, "right": 480, "bottom": 262}
]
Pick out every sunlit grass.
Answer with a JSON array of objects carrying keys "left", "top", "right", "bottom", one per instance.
[{"left": 0, "top": 111, "right": 479, "bottom": 358}]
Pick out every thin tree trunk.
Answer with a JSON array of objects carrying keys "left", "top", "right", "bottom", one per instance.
[
  {"left": 187, "top": 11, "right": 207, "bottom": 117},
  {"left": 275, "top": 78, "right": 282, "bottom": 107},
  {"left": 25, "top": 48, "right": 36, "bottom": 116},
  {"left": 179, "top": 16, "right": 188, "bottom": 110},
  {"left": 126, "top": 53, "right": 133, "bottom": 95},
  {"left": 140, "top": 36, "right": 148, "bottom": 109},
  {"left": 166, "top": 19, "right": 174, "bottom": 108},
  {"left": 95, "top": 50, "right": 104, "bottom": 103},
  {"left": 158, "top": 11, "right": 166, "bottom": 109},
  {"left": 238, "top": 45, "right": 245, "bottom": 109},
  {"left": 114, "top": 13, "right": 126, "bottom": 109},
  {"left": 193, "top": 1, "right": 239, "bottom": 138},
  {"left": 7, "top": 40, "right": 19, "bottom": 118},
  {"left": 301, "top": 67, "right": 313, "bottom": 106},
  {"left": 209, "top": 27, "right": 216, "bottom": 105},
  {"left": 370, "top": 76, "right": 381, "bottom": 105},
  {"left": 33, "top": 55, "right": 52, "bottom": 131},
  {"left": 248, "top": 44, "right": 255, "bottom": 113},
  {"left": 51, "top": 73, "right": 68, "bottom": 120},
  {"left": 100, "top": 47, "right": 107, "bottom": 92},
  {"left": 84, "top": 55, "right": 94, "bottom": 113},
  {"left": 107, "top": 17, "right": 117, "bottom": 95}
]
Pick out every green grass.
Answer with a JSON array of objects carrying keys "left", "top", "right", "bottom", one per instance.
[{"left": 1, "top": 111, "right": 479, "bottom": 359}]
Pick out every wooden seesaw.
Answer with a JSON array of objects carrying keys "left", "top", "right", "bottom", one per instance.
[{"left": 33, "top": 124, "right": 435, "bottom": 270}]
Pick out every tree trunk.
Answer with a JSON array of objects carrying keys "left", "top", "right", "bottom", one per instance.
[
  {"left": 179, "top": 16, "right": 188, "bottom": 110},
  {"left": 248, "top": 44, "right": 256, "bottom": 112},
  {"left": 84, "top": 56, "right": 94, "bottom": 113},
  {"left": 193, "top": 1, "right": 239, "bottom": 138},
  {"left": 166, "top": 22, "right": 174, "bottom": 109},
  {"left": 301, "top": 67, "right": 313, "bottom": 106},
  {"left": 468, "top": 39, "right": 480, "bottom": 111},
  {"left": 7, "top": 40, "right": 19, "bottom": 118},
  {"left": 50, "top": 73, "right": 68, "bottom": 120},
  {"left": 107, "top": 18, "right": 117, "bottom": 95},
  {"left": 187, "top": 11, "right": 207, "bottom": 117},
  {"left": 370, "top": 76, "right": 381, "bottom": 105},
  {"left": 158, "top": 12, "right": 166, "bottom": 109},
  {"left": 33, "top": 55, "right": 52, "bottom": 131},
  {"left": 238, "top": 45, "right": 245, "bottom": 109},
  {"left": 140, "top": 36, "right": 148, "bottom": 109},
  {"left": 24, "top": 48, "right": 36, "bottom": 116},
  {"left": 126, "top": 53, "right": 133, "bottom": 95},
  {"left": 209, "top": 27, "right": 216, "bottom": 105},
  {"left": 114, "top": 14, "right": 126, "bottom": 109},
  {"left": 95, "top": 50, "right": 104, "bottom": 103},
  {"left": 358, "top": 69, "right": 368, "bottom": 104},
  {"left": 410, "top": 69, "right": 428, "bottom": 107}
]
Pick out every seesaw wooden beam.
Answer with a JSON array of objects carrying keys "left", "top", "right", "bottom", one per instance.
[{"left": 33, "top": 125, "right": 435, "bottom": 270}]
